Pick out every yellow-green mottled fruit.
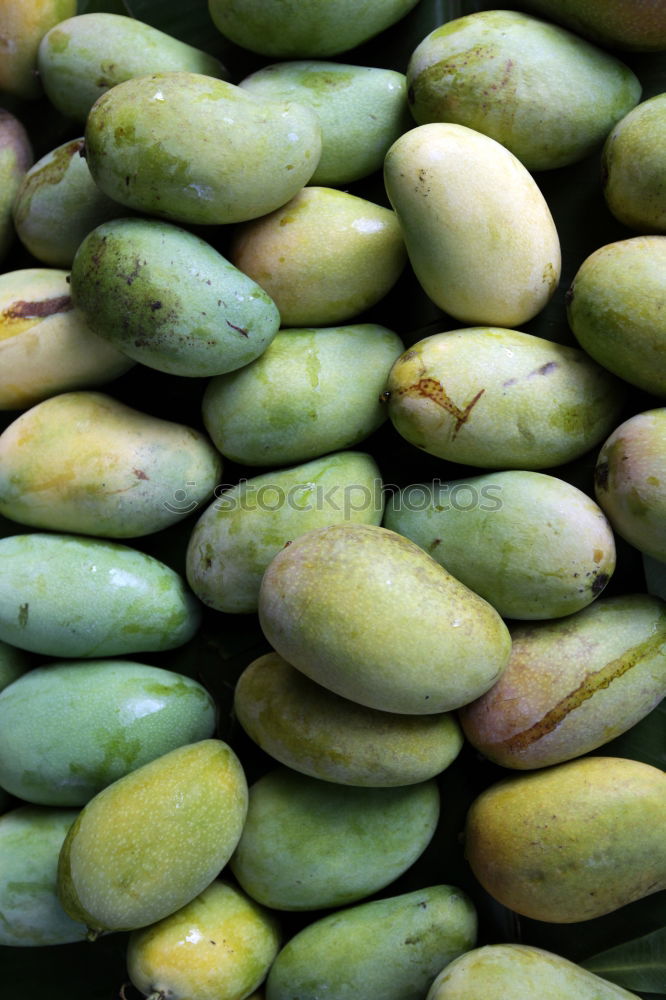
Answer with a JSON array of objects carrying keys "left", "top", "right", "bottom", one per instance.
[
  {"left": 0, "top": 110, "right": 32, "bottom": 263},
  {"left": 459, "top": 594, "right": 666, "bottom": 769},
  {"left": 240, "top": 61, "right": 410, "bottom": 185},
  {"left": 0, "top": 639, "right": 29, "bottom": 693},
  {"left": 0, "top": 0, "right": 76, "bottom": 100},
  {"left": 567, "top": 237, "right": 666, "bottom": 397},
  {"left": 266, "top": 885, "right": 476, "bottom": 1000},
  {"left": 38, "top": 12, "right": 226, "bottom": 123},
  {"left": 84, "top": 72, "right": 321, "bottom": 226},
  {"left": 234, "top": 653, "right": 463, "bottom": 786},
  {"left": 127, "top": 880, "right": 280, "bottom": 1000},
  {"left": 595, "top": 409, "right": 666, "bottom": 562},
  {"left": 407, "top": 11, "right": 641, "bottom": 172},
  {"left": 13, "top": 138, "right": 124, "bottom": 267},
  {"left": 231, "top": 187, "right": 406, "bottom": 327},
  {"left": 0, "top": 805, "right": 86, "bottom": 946},
  {"left": 71, "top": 218, "right": 280, "bottom": 378},
  {"left": 186, "top": 451, "right": 383, "bottom": 614},
  {"left": 426, "top": 944, "right": 641, "bottom": 1000},
  {"left": 0, "top": 660, "right": 217, "bottom": 805},
  {"left": 519, "top": 0, "right": 666, "bottom": 51},
  {"left": 0, "top": 270, "right": 133, "bottom": 410},
  {"left": 57, "top": 740, "right": 248, "bottom": 934},
  {"left": 465, "top": 756, "right": 666, "bottom": 922},
  {"left": 258, "top": 523, "right": 511, "bottom": 714},
  {"left": 0, "top": 532, "right": 201, "bottom": 659},
  {"left": 602, "top": 94, "right": 666, "bottom": 232},
  {"left": 208, "top": 0, "right": 421, "bottom": 58},
  {"left": 384, "top": 124, "right": 560, "bottom": 326},
  {"left": 384, "top": 471, "right": 615, "bottom": 619},
  {"left": 230, "top": 767, "right": 439, "bottom": 911},
  {"left": 202, "top": 324, "right": 404, "bottom": 467},
  {"left": 385, "top": 328, "right": 624, "bottom": 469},
  {"left": 0, "top": 391, "right": 221, "bottom": 537}
]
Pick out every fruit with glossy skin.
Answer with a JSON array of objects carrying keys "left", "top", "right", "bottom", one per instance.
[{"left": 602, "top": 95, "right": 666, "bottom": 232}]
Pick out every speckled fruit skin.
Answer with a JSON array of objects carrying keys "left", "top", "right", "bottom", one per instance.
[
  {"left": 465, "top": 756, "right": 666, "bottom": 922},
  {"left": 127, "top": 880, "right": 280, "bottom": 1000},
  {"left": 407, "top": 10, "right": 641, "bottom": 171},
  {"left": 0, "top": 111, "right": 33, "bottom": 263},
  {"left": 0, "top": 0, "right": 76, "bottom": 100},
  {"left": 602, "top": 95, "right": 666, "bottom": 232},
  {"left": 57, "top": 740, "right": 248, "bottom": 934},
  {"left": 0, "top": 660, "right": 217, "bottom": 805},
  {"left": 459, "top": 594, "right": 666, "bottom": 769},
  {"left": 258, "top": 523, "right": 512, "bottom": 714},
  {"left": 426, "top": 944, "right": 641, "bottom": 1000},
  {"left": 84, "top": 72, "right": 322, "bottom": 226},
  {"left": 234, "top": 652, "right": 463, "bottom": 787}
]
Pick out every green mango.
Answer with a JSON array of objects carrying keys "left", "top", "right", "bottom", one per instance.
[
  {"left": 0, "top": 805, "right": 86, "bottom": 946},
  {"left": 57, "top": 739, "right": 248, "bottom": 934},
  {"left": 0, "top": 391, "right": 221, "bottom": 536},
  {"left": 384, "top": 471, "right": 615, "bottom": 619},
  {"left": 208, "top": 0, "right": 421, "bottom": 57},
  {"left": 230, "top": 767, "right": 439, "bottom": 911},
  {"left": 0, "top": 532, "right": 201, "bottom": 658},
  {"left": 0, "top": 660, "right": 217, "bottom": 805},
  {"left": 265, "top": 885, "right": 477, "bottom": 1000},
  {"left": 465, "top": 756, "right": 666, "bottom": 922},
  {"left": 0, "top": 0, "right": 76, "bottom": 100},
  {"left": 459, "top": 594, "right": 666, "bottom": 769},
  {"left": 0, "top": 110, "right": 32, "bottom": 263},
  {"left": 0, "top": 270, "right": 133, "bottom": 411},
  {"left": 234, "top": 652, "right": 464, "bottom": 786},
  {"left": 594, "top": 408, "right": 666, "bottom": 562},
  {"left": 385, "top": 328, "right": 625, "bottom": 469},
  {"left": 202, "top": 324, "right": 404, "bottom": 467},
  {"left": 230, "top": 186, "right": 406, "bottom": 327},
  {"left": 407, "top": 10, "right": 641, "bottom": 171},
  {"left": 38, "top": 12, "right": 226, "bottom": 123},
  {"left": 384, "top": 124, "right": 561, "bottom": 326},
  {"left": 71, "top": 218, "right": 280, "bottom": 378},
  {"left": 258, "top": 523, "right": 511, "bottom": 714},
  {"left": 0, "top": 639, "right": 29, "bottom": 692},
  {"left": 84, "top": 72, "right": 322, "bottom": 226},
  {"left": 426, "top": 944, "right": 640, "bottom": 1000},
  {"left": 239, "top": 61, "right": 411, "bottom": 185},
  {"left": 186, "top": 451, "right": 383, "bottom": 614},
  {"left": 602, "top": 94, "right": 666, "bottom": 232},
  {"left": 13, "top": 138, "right": 124, "bottom": 267},
  {"left": 519, "top": 0, "right": 666, "bottom": 51},
  {"left": 127, "top": 880, "right": 281, "bottom": 1000}
]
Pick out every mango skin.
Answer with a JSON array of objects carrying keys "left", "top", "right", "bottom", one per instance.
[
  {"left": 234, "top": 652, "right": 464, "bottom": 787},
  {"left": 230, "top": 187, "right": 406, "bottom": 327},
  {"left": 71, "top": 218, "right": 280, "bottom": 378},
  {"left": 465, "top": 756, "right": 666, "bottom": 922},
  {"left": 519, "top": 0, "right": 666, "bottom": 51},
  {"left": 385, "top": 328, "right": 625, "bottom": 470},
  {"left": 202, "top": 324, "right": 404, "bottom": 467},
  {"left": 0, "top": 391, "right": 221, "bottom": 537},
  {"left": 0, "top": 532, "right": 201, "bottom": 659},
  {"left": 0, "top": 0, "right": 76, "bottom": 100},
  {"left": 459, "top": 594, "right": 666, "bottom": 769},
  {"left": 602, "top": 94, "right": 666, "bottom": 232},
  {"left": 0, "top": 270, "right": 133, "bottom": 410},
  {"left": 258, "top": 523, "right": 512, "bottom": 714},
  {"left": 84, "top": 72, "right": 322, "bottom": 226},
  {"left": 127, "top": 880, "right": 281, "bottom": 1000},
  {"left": 0, "top": 805, "right": 86, "bottom": 946},
  {"left": 0, "top": 110, "right": 32, "bottom": 263},
  {"left": 240, "top": 61, "right": 410, "bottom": 185},
  {"left": 407, "top": 11, "right": 641, "bottom": 172},
  {"left": 38, "top": 12, "right": 226, "bottom": 123},
  {"left": 594, "top": 409, "right": 666, "bottom": 562},
  {"left": 57, "top": 739, "right": 248, "bottom": 934},
  {"left": 230, "top": 767, "right": 439, "bottom": 911},
  {"left": 186, "top": 451, "right": 384, "bottom": 614},
  {"left": 0, "top": 660, "right": 217, "bottom": 805},
  {"left": 384, "top": 123, "right": 561, "bottom": 327},
  {"left": 426, "top": 944, "right": 640, "bottom": 1000},
  {"left": 384, "top": 471, "right": 615, "bottom": 619},
  {"left": 207, "top": 0, "right": 421, "bottom": 58},
  {"left": 266, "top": 885, "right": 477, "bottom": 1000}
]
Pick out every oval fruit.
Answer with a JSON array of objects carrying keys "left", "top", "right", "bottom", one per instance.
[
  {"left": 602, "top": 92, "right": 666, "bottom": 231},
  {"left": 0, "top": 110, "right": 32, "bottom": 263}
]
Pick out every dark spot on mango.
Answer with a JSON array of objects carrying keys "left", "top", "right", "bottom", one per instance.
[
  {"left": 18, "top": 603, "right": 29, "bottom": 627},
  {"left": 132, "top": 469, "right": 149, "bottom": 480},
  {"left": 595, "top": 460, "right": 609, "bottom": 491},
  {"left": 5, "top": 295, "right": 72, "bottom": 319},
  {"left": 226, "top": 320, "right": 249, "bottom": 337},
  {"left": 591, "top": 572, "right": 609, "bottom": 596}
]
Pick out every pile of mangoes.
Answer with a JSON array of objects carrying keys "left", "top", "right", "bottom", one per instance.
[{"left": 0, "top": 2, "right": 664, "bottom": 999}]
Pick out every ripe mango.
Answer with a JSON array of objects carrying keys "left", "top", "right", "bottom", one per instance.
[{"left": 0, "top": 0, "right": 76, "bottom": 100}]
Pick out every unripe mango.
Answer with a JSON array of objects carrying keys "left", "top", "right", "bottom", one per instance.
[
  {"left": 0, "top": 0, "right": 76, "bottom": 100},
  {"left": 602, "top": 94, "right": 666, "bottom": 232},
  {"left": 519, "top": 0, "right": 666, "bottom": 51},
  {"left": 0, "top": 110, "right": 32, "bottom": 263}
]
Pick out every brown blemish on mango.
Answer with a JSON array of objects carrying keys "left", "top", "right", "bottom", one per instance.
[
  {"left": 395, "top": 377, "right": 484, "bottom": 437},
  {"left": 0, "top": 295, "right": 74, "bottom": 339}
]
